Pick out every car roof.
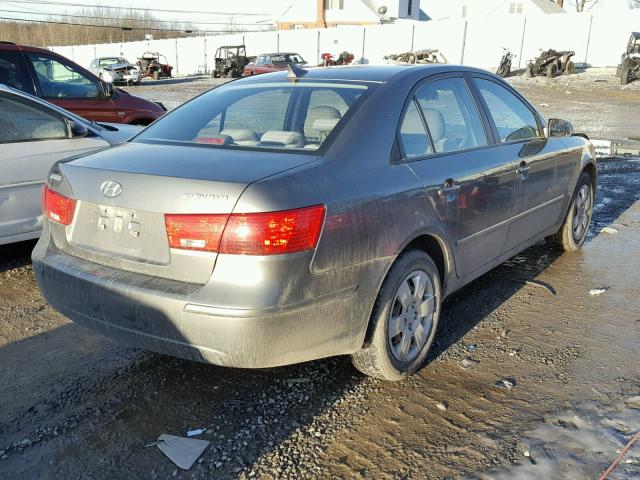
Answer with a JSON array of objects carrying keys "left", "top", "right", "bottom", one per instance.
[
  {"left": 0, "top": 42, "right": 52, "bottom": 54},
  {"left": 238, "top": 64, "right": 490, "bottom": 84},
  {"left": 260, "top": 52, "right": 301, "bottom": 56}
]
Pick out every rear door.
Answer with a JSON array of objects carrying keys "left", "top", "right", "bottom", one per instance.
[
  {"left": 0, "top": 92, "right": 108, "bottom": 241},
  {"left": 400, "top": 74, "right": 516, "bottom": 278},
  {"left": 471, "top": 75, "right": 575, "bottom": 250},
  {"left": 24, "top": 51, "right": 117, "bottom": 122}
]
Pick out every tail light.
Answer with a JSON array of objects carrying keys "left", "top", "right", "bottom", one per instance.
[
  {"left": 164, "top": 205, "right": 325, "bottom": 255},
  {"left": 41, "top": 185, "right": 76, "bottom": 226},
  {"left": 165, "top": 214, "right": 228, "bottom": 252}
]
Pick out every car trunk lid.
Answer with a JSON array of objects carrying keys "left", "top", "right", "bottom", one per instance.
[{"left": 53, "top": 142, "right": 315, "bottom": 283}]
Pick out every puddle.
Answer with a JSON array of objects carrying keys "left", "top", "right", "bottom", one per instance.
[{"left": 475, "top": 399, "right": 640, "bottom": 480}]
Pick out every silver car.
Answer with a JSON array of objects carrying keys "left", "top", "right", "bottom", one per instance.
[
  {"left": 89, "top": 57, "right": 142, "bottom": 85},
  {"left": 33, "top": 65, "right": 596, "bottom": 380},
  {"left": 0, "top": 84, "right": 141, "bottom": 246}
]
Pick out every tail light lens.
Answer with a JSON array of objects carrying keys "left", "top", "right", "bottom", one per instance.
[
  {"left": 220, "top": 205, "right": 325, "bottom": 255},
  {"left": 41, "top": 186, "right": 76, "bottom": 226},
  {"left": 164, "top": 205, "right": 325, "bottom": 255},
  {"left": 165, "top": 214, "right": 228, "bottom": 252}
]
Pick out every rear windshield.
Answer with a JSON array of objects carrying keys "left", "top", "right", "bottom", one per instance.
[{"left": 133, "top": 81, "right": 372, "bottom": 152}]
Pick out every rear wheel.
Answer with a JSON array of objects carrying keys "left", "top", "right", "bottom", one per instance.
[
  {"left": 620, "top": 60, "right": 630, "bottom": 85},
  {"left": 550, "top": 172, "right": 593, "bottom": 252},
  {"left": 351, "top": 250, "right": 441, "bottom": 381}
]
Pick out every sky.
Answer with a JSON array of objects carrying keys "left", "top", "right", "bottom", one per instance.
[{"left": 0, "top": 0, "right": 296, "bottom": 26}]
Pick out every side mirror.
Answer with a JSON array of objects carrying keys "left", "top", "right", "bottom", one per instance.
[
  {"left": 103, "top": 81, "right": 114, "bottom": 97},
  {"left": 547, "top": 118, "right": 574, "bottom": 137},
  {"left": 68, "top": 120, "right": 88, "bottom": 138}
]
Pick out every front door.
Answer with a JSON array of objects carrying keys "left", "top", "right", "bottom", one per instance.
[
  {"left": 399, "top": 76, "right": 516, "bottom": 278},
  {"left": 471, "top": 76, "right": 575, "bottom": 250},
  {"left": 25, "top": 51, "right": 116, "bottom": 122}
]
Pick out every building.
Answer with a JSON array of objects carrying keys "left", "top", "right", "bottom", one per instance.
[
  {"left": 423, "top": 0, "right": 565, "bottom": 21},
  {"left": 277, "top": 0, "right": 423, "bottom": 30}
]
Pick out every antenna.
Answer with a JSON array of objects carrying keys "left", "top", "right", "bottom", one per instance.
[{"left": 287, "top": 63, "right": 308, "bottom": 79}]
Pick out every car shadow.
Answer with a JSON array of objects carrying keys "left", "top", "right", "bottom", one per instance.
[{"left": 0, "top": 239, "right": 37, "bottom": 274}]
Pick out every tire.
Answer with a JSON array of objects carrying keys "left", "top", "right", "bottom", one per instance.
[
  {"left": 351, "top": 250, "right": 441, "bottom": 381},
  {"left": 564, "top": 60, "right": 575, "bottom": 75},
  {"left": 525, "top": 64, "right": 534, "bottom": 78},
  {"left": 153, "top": 70, "right": 160, "bottom": 81},
  {"left": 616, "top": 64, "right": 622, "bottom": 77},
  {"left": 620, "top": 61, "right": 630, "bottom": 85},
  {"left": 549, "top": 172, "right": 594, "bottom": 252},
  {"left": 497, "top": 64, "right": 508, "bottom": 77},
  {"left": 546, "top": 63, "right": 557, "bottom": 79}
]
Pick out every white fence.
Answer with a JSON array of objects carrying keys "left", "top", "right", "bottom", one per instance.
[{"left": 49, "top": 11, "right": 640, "bottom": 76}]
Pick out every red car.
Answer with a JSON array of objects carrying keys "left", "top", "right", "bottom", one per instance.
[
  {"left": 243, "top": 52, "right": 306, "bottom": 76},
  {"left": 0, "top": 42, "right": 166, "bottom": 125}
]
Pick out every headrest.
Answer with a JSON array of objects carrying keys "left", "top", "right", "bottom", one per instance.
[
  {"left": 422, "top": 108, "right": 445, "bottom": 142},
  {"left": 260, "top": 130, "right": 305, "bottom": 147},
  {"left": 220, "top": 129, "right": 259, "bottom": 143},
  {"left": 308, "top": 106, "right": 341, "bottom": 119}
]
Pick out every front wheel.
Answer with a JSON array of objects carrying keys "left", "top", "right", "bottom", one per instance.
[
  {"left": 351, "top": 250, "right": 441, "bottom": 381},
  {"left": 550, "top": 172, "right": 594, "bottom": 252}
]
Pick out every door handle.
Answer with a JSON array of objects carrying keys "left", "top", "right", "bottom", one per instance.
[
  {"left": 517, "top": 161, "right": 530, "bottom": 180},
  {"left": 438, "top": 180, "right": 461, "bottom": 197}
]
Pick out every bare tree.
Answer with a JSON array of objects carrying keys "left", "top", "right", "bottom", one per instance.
[
  {"left": 568, "top": 0, "right": 600, "bottom": 11},
  {"left": 629, "top": 0, "right": 640, "bottom": 8}
]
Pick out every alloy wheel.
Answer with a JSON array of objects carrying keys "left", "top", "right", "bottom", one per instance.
[
  {"left": 388, "top": 270, "right": 436, "bottom": 363},
  {"left": 572, "top": 184, "right": 592, "bottom": 242}
]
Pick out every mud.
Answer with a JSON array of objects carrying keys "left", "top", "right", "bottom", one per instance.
[{"left": 1, "top": 74, "right": 639, "bottom": 479}]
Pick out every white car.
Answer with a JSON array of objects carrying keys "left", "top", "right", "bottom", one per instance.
[
  {"left": 89, "top": 57, "right": 142, "bottom": 85},
  {"left": 0, "top": 84, "right": 141, "bottom": 245}
]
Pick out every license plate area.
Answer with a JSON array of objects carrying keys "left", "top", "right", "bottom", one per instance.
[{"left": 68, "top": 201, "right": 170, "bottom": 265}]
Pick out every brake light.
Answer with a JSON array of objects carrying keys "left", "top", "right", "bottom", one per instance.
[
  {"left": 165, "top": 214, "right": 228, "bottom": 252},
  {"left": 164, "top": 205, "right": 325, "bottom": 255},
  {"left": 41, "top": 186, "right": 76, "bottom": 226},
  {"left": 219, "top": 205, "right": 325, "bottom": 255}
]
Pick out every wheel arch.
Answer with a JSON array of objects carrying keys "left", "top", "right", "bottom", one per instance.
[{"left": 360, "top": 230, "right": 454, "bottom": 349}]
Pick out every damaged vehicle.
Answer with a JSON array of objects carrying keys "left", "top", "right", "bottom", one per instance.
[
  {"left": 89, "top": 57, "right": 141, "bottom": 86},
  {"left": 0, "top": 84, "right": 140, "bottom": 246},
  {"left": 213, "top": 45, "right": 252, "bottom": 79},
  {"left": 33, "top": 65, "right": 596, "bottom": 381},
  {"left": 385, "top": 49, "right": 447, "bottom": 65},
  {"left": 525, "top": 49, "right": 575, "bottom": 78},
  {"left": 616, "top": 32, "right": 640, "bottom": 85}
]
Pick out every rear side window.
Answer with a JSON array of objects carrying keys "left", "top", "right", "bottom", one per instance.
[
  {"left": 27, "top": 52, "right": 101, "bottom": 99},
  {"left": 0, "top": 94, "right": 67, "bottom": 143},
  {"left": 475, "top": 78, "right": 540, "bottom": 143},
  {"left": 0, "top": 50, "right": 34, "bottom": 95},
  {"left": 135, "top": 81, "right": 370, "bottom": 152},
  {"left": 414, "top": 77, "right": 488, "bottom": 154},
  {"left": 399, "top": 100, "right": 433, "bottom": 158}
]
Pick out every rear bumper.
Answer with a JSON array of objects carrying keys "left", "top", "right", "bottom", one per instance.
[{"left": 32, "top": 238, "right": 385, "bottom": 368}]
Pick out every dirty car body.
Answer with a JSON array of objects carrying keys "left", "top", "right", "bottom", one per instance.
[{"left": 33, "top": 65, "right": 596, "bottom": 375}]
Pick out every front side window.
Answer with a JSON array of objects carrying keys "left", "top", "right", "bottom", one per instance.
[
  {"left": 134, "top": 81, "right": 370, "bottom": 152},
  {"left": 0, "top": 94, "right": 67, "bottom": 143},
  {"left": 414, "top": 77, "right": 488, "bottom": 154},
  {"left": 475, "top": 78, "right": 540, "bottom": 143},
  {"left": 27, "top": 53, "right": 101, "bottom": 99}
]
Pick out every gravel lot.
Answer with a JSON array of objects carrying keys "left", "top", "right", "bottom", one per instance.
[{"left": 1, "top": 69, "right": 639, "bottom": 479}]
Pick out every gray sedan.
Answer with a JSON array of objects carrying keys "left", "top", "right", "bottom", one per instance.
[
  {"left": 0, "top": 84, "right": 141, "bottom": 246},
  {"left": 33, "top": 65, "right": 596, "bottom": 380}
]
